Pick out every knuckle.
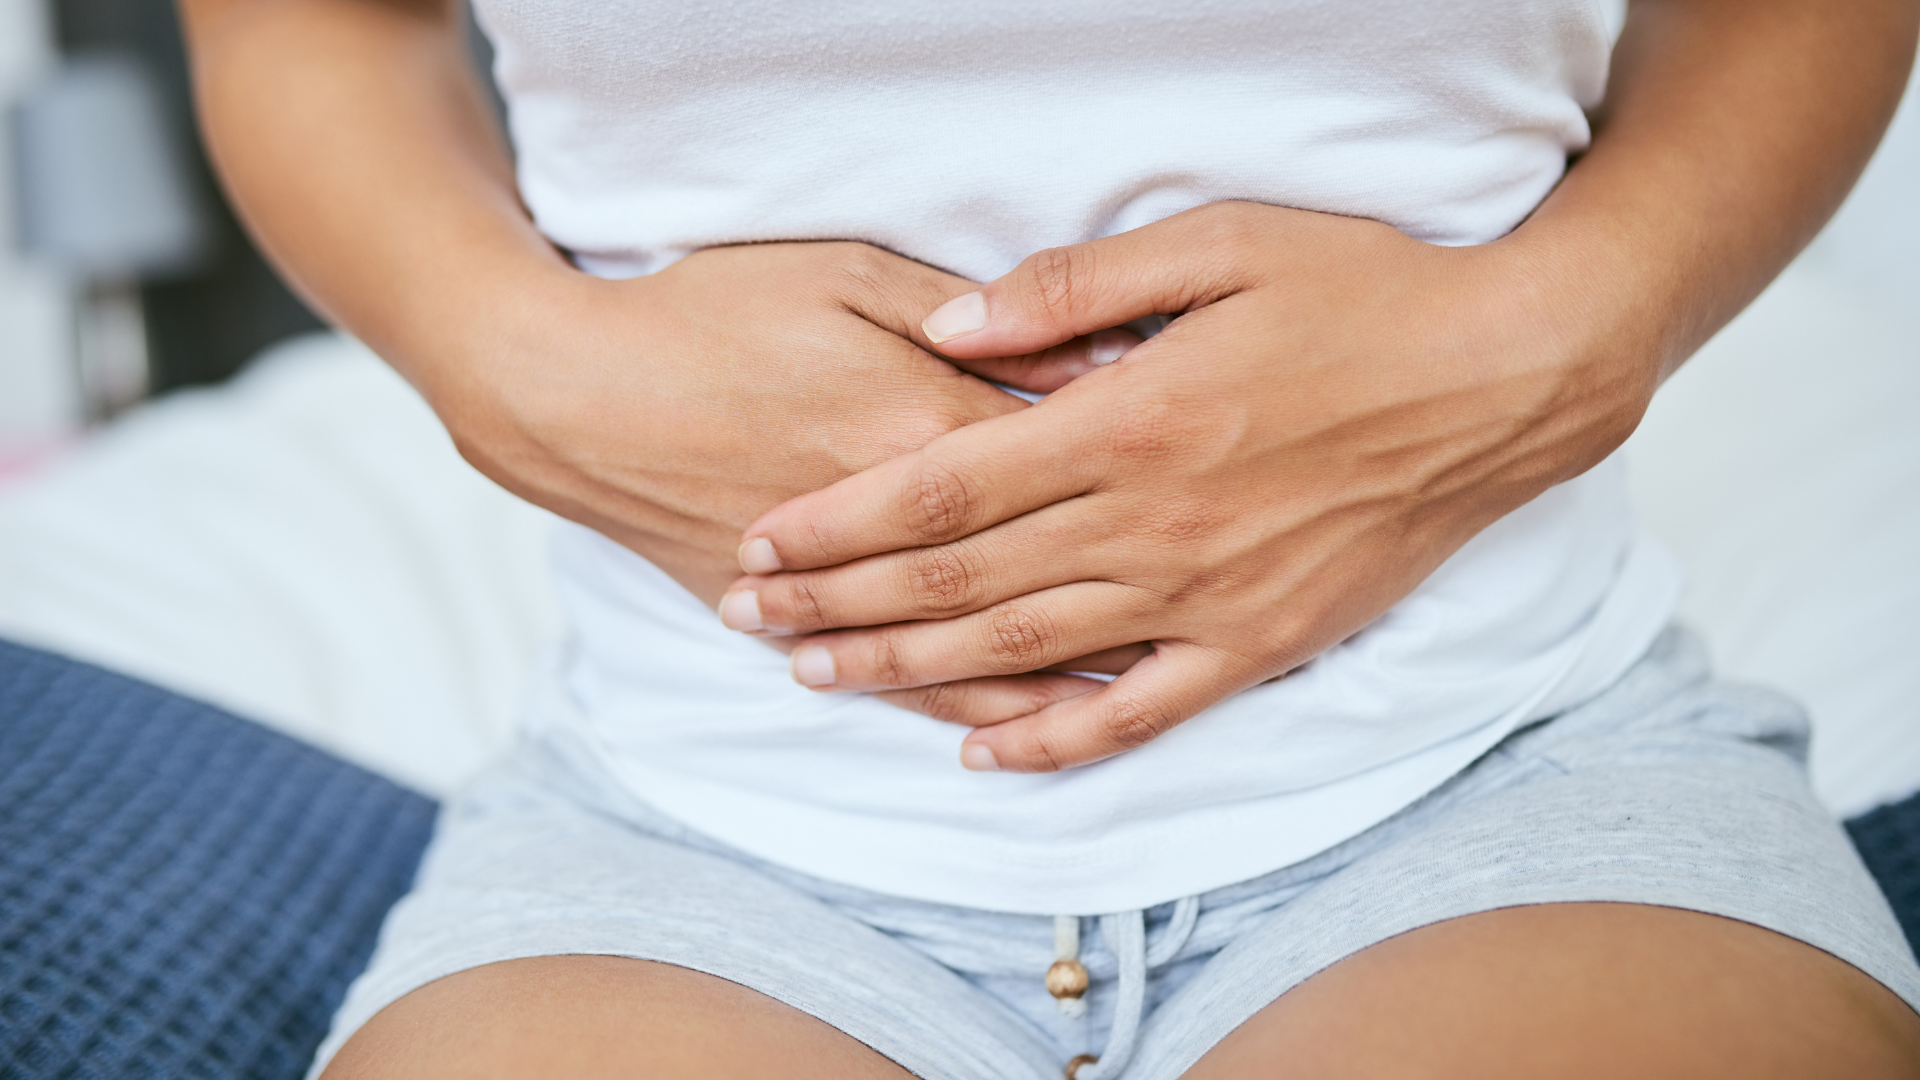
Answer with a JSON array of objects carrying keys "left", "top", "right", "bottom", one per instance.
[
  {"left": 1196, "top": 200, "right": 1258, "bottom": 239},
  {"left": 1019, "top": 729, "right": 1068, "bottom": 773},
  {"left": 906, "top": 547, "right": 983, "bottom": 616},
  {"left": 984, "top": 606, "right": 1054, "bottom": 670},
  {"left": 908, "top": 680, "right": 968, "bottom": 722},
  {"left": 1136, "top": 501, "right": 1213, "bottom": 547},
  {"left": 903, "top": 460, "right": 978, "bottom": 544},
  {"left": 1102, "top": 397, "right": 1187, "bottom": 461},
  {"left": 1021, "top": 244, "right": 1094, "bottom": 329},
  {"left": 1020, "top": 680, "right": 1069, "bottom": 716},
  {"left": 1104, "top": 694, "right": 1174, "bottom": 752},
  {"left": 784, "top": 575, "right": 829, "bottom": 629},
  {"left": 868, "top": 631, "right": 915, "bottom": 687},
  {"left": 821, "top": 244, "right": 914, "bottom": 314},
  {"left": 1191, "top": 203, "right": 1265, "bottom": 271},
  {"left": 828, "top": 242, "right": 894, "bottom": 292}
]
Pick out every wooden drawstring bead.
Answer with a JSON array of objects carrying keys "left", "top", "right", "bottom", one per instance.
[
  {"left": 1064, "top": 1053, "right": 1099, "bottom": 1079},
  {"left": 1046, "top": 958, "right": 1089, "bottom": 1000}
]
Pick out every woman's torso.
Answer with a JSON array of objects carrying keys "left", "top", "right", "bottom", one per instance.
[{"left": 484, "top": 0, "right": 1683, "bottom": 913}]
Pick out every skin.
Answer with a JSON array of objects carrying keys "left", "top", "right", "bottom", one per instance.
[
  {"left": 326, "top": 906, "right": 1920, "bottom": 1080},
  {"left": 174, "top": 0, "right": 1116, "bottom": 723},
  {"left": 173, "top": 0, "right": 1920, "bottom": 1073},
  {"left": 730, "top": 0, "right": 1920, "bottom": 775},
  {"left": 322, "top": 956, "right": 919, "bottom": 1080}
]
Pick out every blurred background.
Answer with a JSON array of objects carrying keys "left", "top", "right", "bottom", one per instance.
[
  {"left": 0, "top": 0, "right": 501, "bottom": 473},
  {"left": 2, "top": 0, "right": 318, "bottom": 462}
]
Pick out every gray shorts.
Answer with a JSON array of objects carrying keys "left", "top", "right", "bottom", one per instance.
[{"left": 311, "top": 629, "right": 1920, "bottom": 1080}]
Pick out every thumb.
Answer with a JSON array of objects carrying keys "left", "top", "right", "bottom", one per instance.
[
  {"left": 942, "top": 327, "right": 1146, "bottom": 394},
  {"left": 921, "top": 206, "right": 1259, "bottom": 359},
  {"left": 830, "top": 245, "right": 1146, "bottom": 394}
]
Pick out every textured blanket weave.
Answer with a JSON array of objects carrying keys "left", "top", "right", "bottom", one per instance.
[
  {"left": 0, "top": 639, "right": 437, "bottom": 1078},
  {"left": 1849, "top": 799, "right": 1920, "bottom": 956}
]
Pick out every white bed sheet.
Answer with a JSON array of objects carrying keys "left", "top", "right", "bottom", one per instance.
[{"left": 0, "top": 334, "right": 560, "bottom": 795}]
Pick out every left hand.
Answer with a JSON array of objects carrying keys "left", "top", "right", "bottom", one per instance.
[{"left": 723, "top": 201, "right": 1659, "bottom": 772}]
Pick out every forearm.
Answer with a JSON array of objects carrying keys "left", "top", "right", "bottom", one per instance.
[
  {"left": 175, "top": 0, "right": 1050, "bottom": 631},
  {"left": 1511, "top": 0, "right": 1918, "bottom": 383},
  {"left": 176, "top": 0, "right": 567, "bottom": 397}
]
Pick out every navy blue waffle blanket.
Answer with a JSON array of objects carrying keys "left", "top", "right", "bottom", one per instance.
[
  {"left": 0, "top": 640, "right": 437, "bottom": 1079},
  {"left": 1849, "top": 799, "right": 1920, "bottom": 958},
  {"left": 5, "top": 635, "right": 1920, "bottom": 1079}
]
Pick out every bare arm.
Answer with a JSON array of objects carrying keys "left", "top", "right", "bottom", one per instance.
[
  {"left": 177, "top": 0, "right": 545, "bottom": 385},
  {"left": 177, "top": 0, "right": 1062, "bottom": 593},
  {"left": 177, "top": 0, "right": 1125, "bottom": 723}
]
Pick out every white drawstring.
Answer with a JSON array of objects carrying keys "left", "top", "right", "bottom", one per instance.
[
  {"left": 1052, "top": 915, "right": 1087, "bottom": 1019},
  {"left": 1145, "top": 896, "right": 1199, "bottom": 968},
  {"left": 1052, "top": 896, "right": 1201, "bottom": 1080}
]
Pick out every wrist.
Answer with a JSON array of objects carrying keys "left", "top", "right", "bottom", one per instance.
[
  {"left": 386, "top": 247, "right": 604, "bottom": 430},
  {"left": 1500, "top": 212, "right": 1668, "bottom": 373},
  {"left": 1462, "top": 221, "right": 1665, "bottom": 483}
]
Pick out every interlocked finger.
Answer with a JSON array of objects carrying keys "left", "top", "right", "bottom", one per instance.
[
  {"left": 958, "top": 640, "right": 1269, "bottom": 772},
  {"left": 873, "top": 671, "right": 1107, "bottom": 728},
  {"left": 942, "top": 327, "right": 1146, "bottom": 394},
  {"left": 738, "top": 399, "right": 1104, "bottom": 575},
  {"left": 721, "top": 506, "right": 1113, "bottom": 636},
  {"left": 787, "top": 581, "right": 1154, "bottom": 692}
]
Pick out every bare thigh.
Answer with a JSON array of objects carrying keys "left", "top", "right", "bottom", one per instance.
[
  {"left": 319, "top": 955, "right": 915, "bottom": 1080},
  {"left": 1184, "top": 902, "right": 1920, "bottom": 1080}
]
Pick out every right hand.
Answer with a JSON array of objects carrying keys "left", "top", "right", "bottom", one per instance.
[{"left": 422, "top": 240, "right": 1120, "bottom": 720}]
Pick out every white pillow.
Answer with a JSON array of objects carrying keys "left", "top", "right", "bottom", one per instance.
[{"left": 0, "top": 334, "right": 560, "bottom": 796}]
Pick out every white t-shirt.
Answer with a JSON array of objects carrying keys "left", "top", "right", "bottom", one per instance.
[{"left": 481, "top": 0, "right": 1681, "bottom": 913}]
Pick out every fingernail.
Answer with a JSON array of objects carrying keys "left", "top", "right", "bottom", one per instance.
[
  {"left": 792, "top": 645, "right": 837, "bottom": 687},
  {"left": 1089, "top": 328, "right": 1133, "bottom": 366},
  {"left": 960, "top": 742, "right": 1001, "bottom": 772},
  {"left": 738, "top": 538, "right": 782, "bottom": 575},
  {"left": 923, "top": 291, "right": 988, "bottom": 344},
  {"left": 718, "top": 590, "right": 763, "bottom": 632}
]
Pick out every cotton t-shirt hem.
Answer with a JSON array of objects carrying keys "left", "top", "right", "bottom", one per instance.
[{"left": 538, "top": 534, "right": 1681, "bottom": 914}]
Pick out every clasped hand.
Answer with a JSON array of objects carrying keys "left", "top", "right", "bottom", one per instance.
[{"left": 722, "top": 202, "right": 1656, "bottom": 773}]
